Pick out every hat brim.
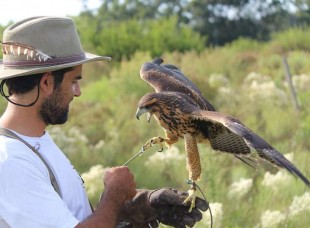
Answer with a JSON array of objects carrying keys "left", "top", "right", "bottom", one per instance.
[{"left": 0, "top": 52, "right": 111, "bottom": 80}]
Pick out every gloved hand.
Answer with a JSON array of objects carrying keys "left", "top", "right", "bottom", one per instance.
[{"left": 117, "top": 188, "right": 209, "bottom": 228}]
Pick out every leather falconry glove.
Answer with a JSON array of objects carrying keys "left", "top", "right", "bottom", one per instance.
[{"left": 117, "top": 188, "right": 209, "bottom": 228}]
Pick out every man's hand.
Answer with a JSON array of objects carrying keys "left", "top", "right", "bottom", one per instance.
[
  {"left": 118, "top": 188, "right": 209, "bottom": 228},
  {"left": 78, "top": 167, "right": 136, "bottom": 227},
  {"left": 103, "top": 166, "right": 137, "bottom": 203}
]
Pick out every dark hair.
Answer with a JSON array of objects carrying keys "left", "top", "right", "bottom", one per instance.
[
  {"left": 3, "top": 67, "right": 73, "bottom": 95},
  {"left": 4, "top": 73, "right": 43, "bottom": 95},
  {"left": 51, "top": 67, "right": 73, "bottom": 90}
]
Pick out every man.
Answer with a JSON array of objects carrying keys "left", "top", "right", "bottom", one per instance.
[{"left": 0, "top": 16, "right": 208, "bottom": 227}]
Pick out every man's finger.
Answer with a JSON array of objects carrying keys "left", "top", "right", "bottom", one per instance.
[
  {"left": 148, "top": 219, "right": 160, "bottom": 227},
  {"left": 181, "top": 213, "right": 197, "bottom": 227},
  {"left": 186, "top": 208, "right": 203, "bottom": 221},
  {"left": 195, "top": 197, "right": 209, "bottom": 211},
  {"left": 151, "top": 189, "right": 186, "bottom": 206}
]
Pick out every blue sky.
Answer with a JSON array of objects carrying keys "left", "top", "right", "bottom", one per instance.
[{"left": 0, "top": 0, "right": 101, "bottom": 26}]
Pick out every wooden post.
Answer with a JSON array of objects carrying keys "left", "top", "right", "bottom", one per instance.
[{"left": 282, "top": 55, "right": 300, "bottom": 112}]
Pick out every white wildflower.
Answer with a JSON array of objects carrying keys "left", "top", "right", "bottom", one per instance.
[
  {"left": 284, "top": 152, "right": 294, "bottom": 163},
  {"left": 145, "top": 146, "right": 185, "bottom": 166},
  {"left": 68, "top": 127, "right": 89, "bottom": 144},
  {"left": 244, "top": 72, "right": 270, "bottom": 84},
  {"left": 218, "top": 87, "right": 232, "bottom": 96},
  {"left": 208, "top": 74, "right": 230, "bottom": 89},
  {"left": 93, "top": 140, "right": 105, "bottom": 150},
  {"left": 248, "top": 81, "right": 287, "bottom": 103},
  {"left": 292, "top": 74, "right": 310, "bottom": 91},
  {"left": 49, "top": 126, "right": 77, "bottom": 152},
  {"left": 288, "top": 191, "right": 310, "bottom": 218},
  {"left": 49, "top": 126, "right": 89, "bottom": 154},
  {"left": 228, "top": 178, "right": 253, "bottom": 199},
  {"left": 202, "top": 202, "right": 223, "bottom": 228},
  {"left": 81, "top": 164, "right": 107, "bottom": 199},
  {"left": 262, "top": 171, "right": 292, "bottom": 192},
  {"left": 49, "top": 126, "right": 67, "bottom": 142},
  {"left": 243, "top": 72, "right": 287, "bottom": 104},
  {"left": 260, "top": 210, "right": 286, "bottom": 228}
]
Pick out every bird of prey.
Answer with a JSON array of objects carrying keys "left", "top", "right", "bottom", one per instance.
[{"left": 135, "top": 58, "right": 310, "bottom": 210}]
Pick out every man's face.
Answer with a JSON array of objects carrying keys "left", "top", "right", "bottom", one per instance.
[{"left": 39, "top": 65, "right": 82, "bottom": 125}]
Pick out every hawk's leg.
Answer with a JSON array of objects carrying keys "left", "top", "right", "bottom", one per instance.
[
  {"left": 183, "top": 134, "right": 201, "bottom": 212},
  {"left": 142, "top": 136, "right": 165, "bottom": 152}
]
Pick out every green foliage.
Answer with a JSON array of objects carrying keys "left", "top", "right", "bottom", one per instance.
[
  {"left": 269, "top": 27, "right": 310, "bottom": 54},
  {"left": 0, "top": 24, "right": 5, "bottom": 59},
  {"left": 139, "top": 17, "right": 206, "bottom": 57},
  {"left": 0, "top": 99, "right": 6, "bottom": 114},
  {"left": 92, "top": 19, "right": 143, "bottom": 61},
  {"left": 87, "top": 0, "right": 310, "bottom": 46},
  {"left": 75, "top": 16, "right": 205, "bottom": 61}
]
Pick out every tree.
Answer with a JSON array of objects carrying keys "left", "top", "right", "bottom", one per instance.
[
  {"left": 75, "top": 14, "right": 205, "bottom": 61},
  {"left": 80, "top": 0, "right": 310, "bottom": 46},
  {"left": 185, "top": 0, "right": 306, "bottom": 45}
]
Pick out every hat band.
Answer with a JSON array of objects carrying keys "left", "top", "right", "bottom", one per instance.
[
  {"left": 1, "top": 41, "right": 86, "bottom": 68},
  {"left": 3, "top": 53, "right": 86, "bottom": 68}
]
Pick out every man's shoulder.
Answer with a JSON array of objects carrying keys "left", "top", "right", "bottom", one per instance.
[
  {"left": 0, "top": 135, "right": 32, "bottom": 155},
  {"left": 0, "top": 135, "right": 46, "bottom": 169},
  {"left": 0, "top": 138, "right": 50, "bottom": 187}
]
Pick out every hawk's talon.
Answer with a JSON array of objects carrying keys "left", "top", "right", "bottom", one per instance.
[
  {"left": 183, "top": 182, "right": 197, "bottom": 213},
  {"left": 142, "top": 136, "right": 165, "bottom": 152}
]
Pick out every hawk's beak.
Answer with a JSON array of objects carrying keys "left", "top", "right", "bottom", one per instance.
[
  {"left": 136, "top": 107, "right": 147, "bottom": 120},
  {"left": 136, "top": 107, "right": 152, "bottom": 122}
]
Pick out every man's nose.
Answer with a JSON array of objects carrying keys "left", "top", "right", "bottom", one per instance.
[{"left": 73, "top": 84, "right": 81, "bottom": 97}]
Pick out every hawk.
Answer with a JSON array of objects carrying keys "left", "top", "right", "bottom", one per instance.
[{"left": 135, "top": 58, "right": 310, "bottom": 209}]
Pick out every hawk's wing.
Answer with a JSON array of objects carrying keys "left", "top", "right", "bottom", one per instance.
[
  {"left": 191, "top": 110, "right": 310, "bottom": 187},
  {"left": 140, "top": 58, "right": 215, "bottom": 111}
]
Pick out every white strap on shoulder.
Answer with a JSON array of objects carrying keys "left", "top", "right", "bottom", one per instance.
[{"left": 0, "top": 127, "right": 62, "bottom": 198}]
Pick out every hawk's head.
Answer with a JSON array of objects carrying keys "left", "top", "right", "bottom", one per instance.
[
  {"left": 136, "top": 93, "right": 160, "bottom": 123},
  {"left": 136, "top": 91, "right": 196, "bottom": 123}
]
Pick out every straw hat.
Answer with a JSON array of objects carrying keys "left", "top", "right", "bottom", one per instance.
[{"left": 0, "top": 16, "right": 111, "bottom": 80}]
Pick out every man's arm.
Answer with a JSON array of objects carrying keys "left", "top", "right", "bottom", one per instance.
[{"left": 77, "top": 166, "right": 136, "bottom": 227}]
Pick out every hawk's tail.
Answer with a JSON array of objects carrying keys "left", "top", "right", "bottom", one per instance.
[{"left": 257, "top": 148, "right": 310, "bottom": 187}]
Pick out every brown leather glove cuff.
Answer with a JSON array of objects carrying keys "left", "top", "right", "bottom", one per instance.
[{"left": 118, "top": 189, "right": 158, "bottom": 227}]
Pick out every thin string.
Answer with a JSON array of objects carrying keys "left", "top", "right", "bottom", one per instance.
[
  {"left": 0, "top": 79, "right": 40, "bottom": 107},
  {"left": 189, "top": 181, "right": 213, "bottom": 228},
  {"left": 122, "top": 148, "right": 145, "bottom": 166}
]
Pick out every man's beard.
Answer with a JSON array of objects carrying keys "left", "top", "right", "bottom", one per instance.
[{"left": 39, "top": 91, "right": 69, "bottom": 125}]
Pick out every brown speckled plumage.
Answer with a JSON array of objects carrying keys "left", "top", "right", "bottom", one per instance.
[{"left": 136, "top": 58, "right": 310, "bottom": 187}]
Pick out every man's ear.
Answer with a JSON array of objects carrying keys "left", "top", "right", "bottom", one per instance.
[{"left": 40, "top": 72, "right": 54, "bottom": 95}]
